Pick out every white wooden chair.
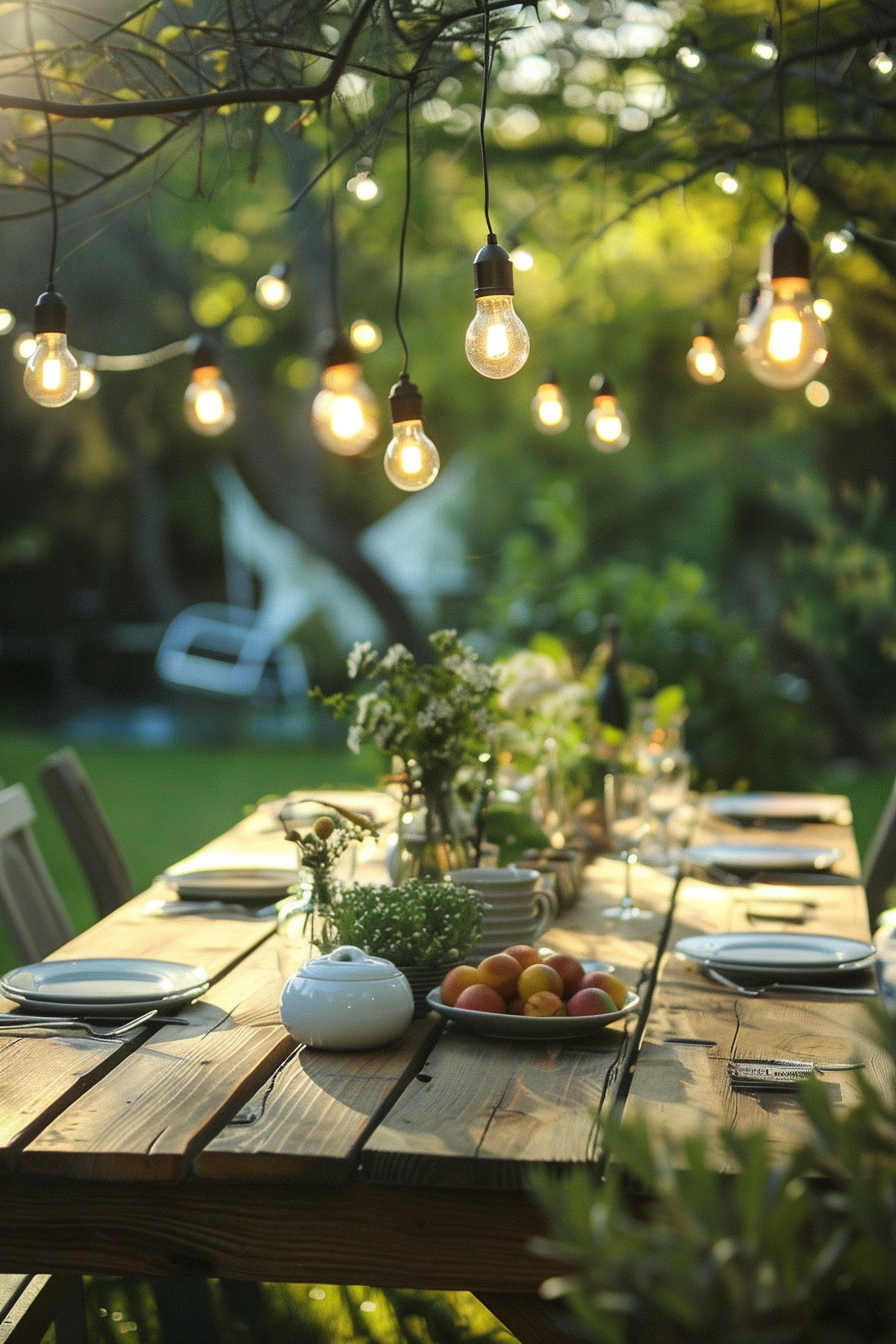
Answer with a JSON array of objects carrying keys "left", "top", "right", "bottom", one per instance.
[
  {"left": 38, "top": 748, "right": 135, "bottom": 919},
  {"left": 0, "top": 783, "right": 74, "bottom": 963}
]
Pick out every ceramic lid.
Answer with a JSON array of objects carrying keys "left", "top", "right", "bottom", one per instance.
[{"left": 300, "top": 946, "right": 401, "bottom": 982}]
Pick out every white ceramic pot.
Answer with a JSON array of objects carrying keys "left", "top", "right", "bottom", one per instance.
[{"left": 279, "top": 945, "right": 414, "bottom": 1050}]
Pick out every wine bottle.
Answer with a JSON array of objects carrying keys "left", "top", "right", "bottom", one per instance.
[{"left": 596, "top": 615, "right": 629, "bottom": 731}]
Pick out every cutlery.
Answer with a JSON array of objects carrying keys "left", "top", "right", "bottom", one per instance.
[
  {"left": 697, "top": 864, "right": 861, "bottom": 888},
  {"left": 143, "top": 898, "right": 279, "bottom": 919},
  {"left": 0, "top": 1010, "right": 191, "bottom": 1036},
  {"left": 706, "top": 966, "right": 877, "bottom": 998}
]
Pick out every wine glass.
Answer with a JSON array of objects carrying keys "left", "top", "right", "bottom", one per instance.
[
  {"left": 645, "top": 757, "right": 690, "bottom": 865},
  {"left": 602, "top": 773, "right": 654, "bottom": 921}
]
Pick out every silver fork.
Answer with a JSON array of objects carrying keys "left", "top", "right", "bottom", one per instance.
[
  {"left": 0, "top": 1009, "right": 183, "bottom": 1038},
  {"left": 706, "top": 966, "right": 877, "bottom": 998}
]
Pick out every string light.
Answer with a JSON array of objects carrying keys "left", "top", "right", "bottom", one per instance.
[
  {"left": 714, "top": 169, "right": 741, "bottom": 196},
  {"left": 813, "top": 298, "right": 833, "bottom": 321},
  {"left": 676, "top": 40, "right": 706, "bottom": 71},
  {"left": 350, "top": 318, "right": 382, "bottom": 353},
  {"left": 255, "top": 262, "right": 291, "bottom": 311},
  {"left": 741, "top": 219, "right": 828, "bottom": 389},
  {"left": 508, "top": 238, "right": 535, "bottom": 272},
  {"left": 466, "top": 0, "right": 529, "bottom": 380},
  {"left": 347, "top": 171, "right": 381, "bottom": 203},
  {"left": 0, "top": 309, "right": 14, "bottom": 336},
  {"left": 77, "top": 352, "right": 100, "bottom": 399},
  {"left": 24, "top": 289, "right": 79, "bottom": 408},
  {"left": 687, "top": 324, "right": 725, "bottom": 385},
  {"left": 870, "top": 44, "right": 894, "bottom": 77},
  {"left": 13, "top": 332, "right": 36, "bottom": 364},
  {"left": 805, "top": 380, "right": 830, "bottom": 407},
  {"left": 385, "top": 84, "right": 440, "bottom": 492},
  {"left": 586, "top": 375, "right": 630, "bottom": 451},
  {"left": 311, "top": 332, "right": 379, "bottom": 456},
  {"left": 824, "top": 228, "right": 854, "bottom": 255},
  {"left": 752, "top": 22, "right": 778, "bottom": 62},
  {"left": 183, "top": 338, "right": 236, "bottom": 435},
  {"left": 531, "top": 370, "right": 571, "bottom": 432}
]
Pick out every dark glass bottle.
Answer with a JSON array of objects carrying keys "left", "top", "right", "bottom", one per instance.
[{"left": 596, "top": 615, "right": 629, "bottom": 731}]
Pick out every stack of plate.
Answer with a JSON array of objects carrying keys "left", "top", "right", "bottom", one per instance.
[
  {"left": 703, "top": 793, "right": 852, "bottom": 826},
  {"left": 674, "top": 932, "right": 876, "bottom": 983},
  {"left": 1, "top": 958, "right": 210, "bottom": 1017},
  {"left": 683, "top": 843, "right": 843, "bottom": 875},
  {"left": 160, "top": 868, "right": 298, "bottom": 904},
  {"left": 448, "top": 868, "right": 554, "bottom": 958}
]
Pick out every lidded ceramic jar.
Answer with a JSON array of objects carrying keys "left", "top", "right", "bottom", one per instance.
[{"left": 279, "top": 945, "right": 414, "bottom": 1050}]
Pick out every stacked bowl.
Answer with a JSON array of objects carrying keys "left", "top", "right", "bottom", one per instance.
[{"left": 448, "top": 867, "right": 555, "bottom": 960}]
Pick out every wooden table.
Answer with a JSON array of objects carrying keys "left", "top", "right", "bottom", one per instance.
[{"left": 0, "top": 795, "right": 883, "bottom": 1344}]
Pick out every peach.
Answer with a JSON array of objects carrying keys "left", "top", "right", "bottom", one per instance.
[
  {"left": 440, "top": 965, "right": 482, "bottom": 1007},
  {"left": 517, "top": 963, "right": 565, "bottom": 1002},
  {"left": 544, "top": 953, "right": 585, "bottom": 998},
  {"left": 477, "top": 953, "right": 522, "bottom": 1000},
  {"left": 523, "top": 990, "right": 566, "bottom": 1018},
  {"left": 567, "top": 987, "right": 616, "bottom": 1016},
  {"left": 502, "top": 944, "right": 542, "bottom": 971},
  {"left": 455, "top": 984, "right": 506, "bottom": 1014},
  {"left": 579, "top": 971, "right": 628, "bottom": 1009}
]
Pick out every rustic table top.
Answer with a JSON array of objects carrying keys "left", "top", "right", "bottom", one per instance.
[{"left": 0, "top": 790, "right": 882, "bottom": 1316}]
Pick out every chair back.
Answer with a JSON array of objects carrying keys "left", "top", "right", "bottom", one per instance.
[
  {"left": 38, "top": 748, "right": 134, "bottom": 918},
  {"left": 0, "top": 784, "right": 74, "bottom": 963},
  {"left": 863, "top": 776, "right": 896, "bottom": 924}
]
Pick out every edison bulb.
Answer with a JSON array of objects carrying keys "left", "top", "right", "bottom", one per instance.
[
  {"left": 350, "top": 318, "right": 382, "bottom": 353},
  {"left": 586, "top": 394, "right": 630, "bottom": 451},
  {"left": 465, "top": 296, "right": 529, "bottom": 379},
  {"left": 24, "top": 332, "right": 80, "bottom": 407},
  {"left": 532, "top": 381, "right": 570, "bottom": 433},
  {"left": 384, "top": 419, "right": 439, "bottom": 491},
  {"left": 311, "top": 361, "right": 379, "bottom": 456},
  {"left": 184, "top": 365, "right": 236, "bottom": 435},
  {"left": 676, "top": 44, "right": 705, "bottom": 70},
  {"left": 255, "top": 267, "right": 291, "bottom": 311},
  {"left": 752, "top": 29, "right": 778, "bottom": 62},
  {"left": 687, "top": 334, "right": 725, "bottom": 385},
  {"left": 741, "top": 281, "right": 827, "bottom": 389}
]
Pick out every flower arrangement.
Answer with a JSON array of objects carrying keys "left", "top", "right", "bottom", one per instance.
[
  {"left": 319, "top": 878, "right": 483, "bottom": 968},
  {"left": 281, "top": 800, "right": 379, "bottom": 943}
]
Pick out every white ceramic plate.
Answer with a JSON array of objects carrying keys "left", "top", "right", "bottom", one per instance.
[
  {"left": 426, "top": 986, "right": 639, "bottom": 1040},
  {"left": 162, "top": 869, "right": 298, "bottom": 902},
  {"left": 684, "top": 843, "right": 843, "bottom": 873},
  {"left": 0, "top": 990, "right": 209, "bottom": 1018},
  {"left": 675, "top": 932, "right": 875, "bottom": 973},
  {"left": 704, "top": 793, "right": 852, "bottom": 824},
  {"left": 2, "top": 958, "right": 210, "bottom": 1004}
]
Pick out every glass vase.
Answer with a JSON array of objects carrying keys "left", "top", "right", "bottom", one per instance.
[{"left": 393, "top": 779, "right": 473, "bottom": 881}]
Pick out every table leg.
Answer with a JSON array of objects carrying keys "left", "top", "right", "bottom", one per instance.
[{"left": 475, "top": 1292, "right": 580, "bottom": 1344}]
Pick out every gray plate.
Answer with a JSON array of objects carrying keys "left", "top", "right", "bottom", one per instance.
[{"left": 685, "top": 843, "right": 843, "bottom": 872}]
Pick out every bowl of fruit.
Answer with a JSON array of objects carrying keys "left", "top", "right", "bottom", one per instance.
[{"left": 426, "top": 946, "right": 639, "bottom": 1040}]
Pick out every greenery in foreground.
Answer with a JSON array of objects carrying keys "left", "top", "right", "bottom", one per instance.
[{"left": 531, "top": 1003, "right": 896, "bottom": 1344}]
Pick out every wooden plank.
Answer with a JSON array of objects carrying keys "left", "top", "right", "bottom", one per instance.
[
  {"left": 476, "top": 1293, "right": 581, "bottom": 1344},
  {"left": 195, "top": 1016, "right": 444, "bottom": 1182},
  {"left": 622, "top": 871, "right": 885, "bottom": 1165},
  {"left": 0, "top": 1273, "right": 78, "bottom": 1344},
  {"left": 19, "top": 938, "right": 295, "bottom": 1181},
  {"left": 0, "top": 1178, "right": 565, "bottom": 1291},
  {"left": 361, "top": 861, "right": 676, "bottom": 1189}
]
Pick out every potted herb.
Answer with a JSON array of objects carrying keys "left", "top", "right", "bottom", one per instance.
[{"left": 318, "top": 878, "right": 483, "bottom": 1013}]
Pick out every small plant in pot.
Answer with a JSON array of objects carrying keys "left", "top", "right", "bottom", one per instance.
[{"left": 318, "top": 878, "right": 483, "bottom": 1014}]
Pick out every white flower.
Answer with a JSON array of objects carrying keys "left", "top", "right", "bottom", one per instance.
[
  {"left": 347, "top": 725, "right": 363, "bottom": 754},
  {"left": 380, "top": 643, "right": 412, "bottom": 671},
  {"left": 347, "top": 641, "right": 373, "bottom": 679}
]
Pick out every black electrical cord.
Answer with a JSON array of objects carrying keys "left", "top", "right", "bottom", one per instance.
[
  {"left": 774, "top": 0, "right": 791, "bottom": 214},
  {"left": 478, "top": 0, "right": 495, "bottom": 239},
  {"left": 394, "top": 80, "right": 413, "bottom": 380}
]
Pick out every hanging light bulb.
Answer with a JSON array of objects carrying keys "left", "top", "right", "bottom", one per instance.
[
  {"left": 77, "top": 352, "right": 101, "bottom": 400},
  {"left": 350, "top": 318, "right": 382, "bottom": 353},
  {"left": 687, "top": 324, "right": 726, "bottom": 385},
  {"left": 0, "top": 309, "right": 14, "bottom": 336},
  {"left": 752, "top": 22, "right": 778, "bottom": 62},
  {"left": 741, "top": 219, "right": 828, "bottom": 390},
  {"left": 531, "top": 369, "right": 570, "bottom": 433},
  {"left": 734, "top": 283, "right": 762, "bottom": 346},
  {"left": 183, "top": 337, "right": 236, "bottom": 435},
  {"left": 714, "top": 169, "right": 741, "bottom": 196},
  {"left": 13, "top": 332, "right": 36, "bottom": 364},
  {"left": 465, "top": 236, "right": 530, "bottom": 379},
  {"left": 675, "top": 40, "right": 706, "bottom": 71},
  {"left": 347, "top": 171, "right": 381, "bottom": 204},
  {"left": 255, "top": 262, "right": 291, "bottom": 311},
  {"left": 870, "top": 44, "right": 894, "bottom": 77},
  {"left": 311, "top": 332, "right": 379, "bottom": 456},
  {"left": 813, "top": 297, "right": 833, "bottom": 321},
  {"left": 23, "top": 289, "right": 80, "bottom": 408},
  {"left": 824, "top": 227, "right": 854, "bottom": 255},
  {"left": 383, "top": 374, "right": 439, "bottom": 491},
  {"left": 586, "top": 376, "right": 630, "bottom": 451}
]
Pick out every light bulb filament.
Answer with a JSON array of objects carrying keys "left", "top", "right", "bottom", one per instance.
[
  {"left": 767, "top": 313, "right": 803, "bottom": 363},
  {"left": 331, "top": 395, "right": 365, "bottom": 439},
  {"left": 486, "top": 323, "right": 510, "bottom": 360},
  {"left": 694, "top": 351, "right": 718, "bottom": 377},
  {"left": 42, "top": 357, "right": 63, "bottom": 391},
  {"left": 195, "top": 387, "right": 226, "bottom": 425}
]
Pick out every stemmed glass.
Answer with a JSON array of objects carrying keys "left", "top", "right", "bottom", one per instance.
[
  {"left": 645, "top": 758, "right": 690, "bottom": 865},
  {"left": 602, "top": 773, "right": 654, "bottom": 921}
]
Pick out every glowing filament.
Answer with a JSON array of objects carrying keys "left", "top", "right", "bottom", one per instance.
[
  {"left": 486, "top": 323, "right": 510, "bottom": 360},
  {"left": 767, "top": 313, "right": 803, "bottom": 363}
]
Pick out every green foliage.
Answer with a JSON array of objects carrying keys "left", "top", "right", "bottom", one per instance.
[
  {"left": 530, "top": 1005, "right": 896, "bottom": 1344},
  {"left": 320, "top": 877, "right": 483, "bottom": 966}
]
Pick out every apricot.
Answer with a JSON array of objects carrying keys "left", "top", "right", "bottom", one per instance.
[
  {"left": 517, "top": 963, "right": 565, "bottom": 1002},
  {"left": 579, "top": 971, "right": 628, "bottom": 1010},
  {"left": 544, "top": 953, "right": 585, "bottom": 998},
  {"left": 502, "top": 944, "right": 542, "bottom": 971},
  {"left": 523, "top": 990, "right": 566, "bottom": 1018},
  {"left": 506, "top": 996, "right": 526, "bottom": 1015},
  {"left": 567, "top": 987, "right": 616, "bottom": 1016},
  {"left": 477, "top": 953, "right": 522, "bottom": 1000},
  {"left": 440, "top": 964, "right": 482, "bottom": 1007},
  {"left": 455, "top": 984, "right": 506, "bottom": 1014}
]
